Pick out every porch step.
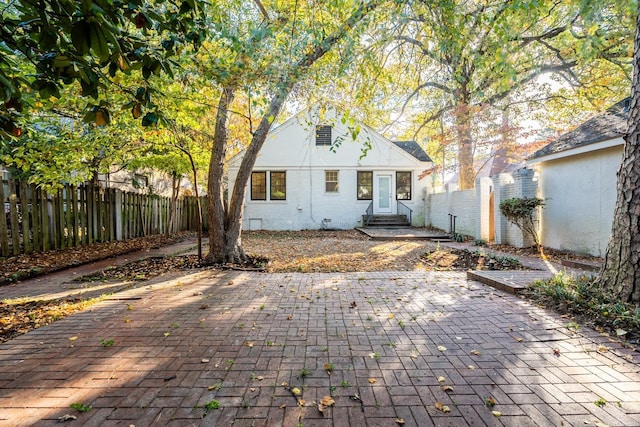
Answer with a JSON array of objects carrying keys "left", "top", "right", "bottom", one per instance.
[{"left": 364, "top": 214, "right": 410, "bottom": 227}]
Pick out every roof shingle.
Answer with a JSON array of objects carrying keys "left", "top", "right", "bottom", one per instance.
[{"left": 529, "top": 98, "right": 629, "bottom": 159}]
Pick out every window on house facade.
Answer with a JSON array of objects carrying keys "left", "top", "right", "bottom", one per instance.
[
  {"left": 251, "top": 171, "right": 267, "bottom": 200},
  {"left": 396, "top": 171, "right": 411, "bottom": 200},
  {"left": 325, "top": 170, "right": 338, "bottom": 192},
  {"left": 270, "top": 171, "right": 286, "bottom": 200},
  {"left": 357, "top": 171, "right": 373, "bottom": 200},
  {"left": 315, "top": 125, "right": 332, "bottom": 145}
]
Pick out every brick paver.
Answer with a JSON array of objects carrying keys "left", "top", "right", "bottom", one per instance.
[{"left": 1, "top": 269, "right": 639, "bottom": 426}]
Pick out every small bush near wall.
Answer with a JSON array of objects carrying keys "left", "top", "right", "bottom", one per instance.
[{"left": 499, "top": 197, "right": 545, "bottom": 249}]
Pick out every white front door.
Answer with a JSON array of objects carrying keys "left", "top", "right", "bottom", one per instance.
[{"left": 375, "top": 174, "right": 392, "bottom": 213}]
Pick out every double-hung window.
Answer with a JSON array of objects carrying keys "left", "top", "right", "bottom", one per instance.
[{"left": 325, "top": 170, "right": 338, "bottom": 192}]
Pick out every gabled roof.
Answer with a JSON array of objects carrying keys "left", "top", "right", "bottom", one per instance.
[
  {"left": 529, "top": 98, "right": 629, "bottom": 160},
  {"left": 392, "top": 141, "right": 432, "bottom": 162}
]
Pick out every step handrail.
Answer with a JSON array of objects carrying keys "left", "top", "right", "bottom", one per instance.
[
  {"left": 397, "top": 201, "right": 412, "bottom": 225},
  {"left": 364, "top": 202, "right": 373, "bottom": 226}
]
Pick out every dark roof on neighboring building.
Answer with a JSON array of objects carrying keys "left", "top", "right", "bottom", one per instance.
[
  {"left": 393, "top": 140, "right": 432, "bottom": 162},
  {"left": 529, "top": 98, "right": 630, "bottom": 159}
]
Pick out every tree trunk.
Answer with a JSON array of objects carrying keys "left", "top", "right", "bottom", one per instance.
[
  {"left": 455, "top": 102, "right": 475, "bottom": 190},
  {"left": 203, "top": 0, "right": 382, "bottom": 265},
  {"left": 205, "top": 87, "right": 244, "bottom": 264},
  {"left": 598, "top": 5, "right": 640, "bottom": 303}
]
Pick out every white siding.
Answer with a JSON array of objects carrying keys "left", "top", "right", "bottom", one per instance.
[{"left": 534, "top": 143, "right": 623, "bottom": 256}]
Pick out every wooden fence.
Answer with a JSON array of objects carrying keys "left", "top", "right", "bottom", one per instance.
[{"left": 0, "top": 178, "right": 206, "bottom": 257}]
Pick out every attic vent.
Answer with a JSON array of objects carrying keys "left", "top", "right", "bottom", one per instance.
[
  {"left": 315, "top": 125, "right": 332, "bottom": 146},
  {"left": 624, "top": 98, "right": 630, "bottom": 113}
]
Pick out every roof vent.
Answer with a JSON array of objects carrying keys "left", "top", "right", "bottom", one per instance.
[{"left": 624, "top": 98, "right": 630, "bottom": 113}]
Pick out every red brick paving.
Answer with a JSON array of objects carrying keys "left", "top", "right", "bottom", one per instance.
[{"left": 1, "top": 269, "right": 639, "bottom": 426}]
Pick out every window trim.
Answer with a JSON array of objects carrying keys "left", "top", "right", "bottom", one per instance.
[
  {"left": 250, "top": 171, "right": 267, "bottom": 201},
  {"left": 357, "top": 171, "right": 373, "bottom": 200},
  {"left": 325, "top": 170, "right": 339, "bottom": 193},
  {"left": 269, "top": 171, "right": 286, "bottom": 200},
  {"left": 315, "top": 125, "right": 332, "bottom": 146},
  {"left": 396, "top": 171, "right": 412, "bottom": 201}
]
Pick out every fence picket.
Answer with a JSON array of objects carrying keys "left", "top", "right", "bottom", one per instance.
[
  {"left": 0, "top": 179, "right": 9, "bottom": 256},
  {"left": 0, "top": 178, "right": 207, "bottom": 257}
]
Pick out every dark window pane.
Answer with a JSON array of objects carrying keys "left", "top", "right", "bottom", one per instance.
[
  {"left": 396, "top": 171, "right": 411, "bottom": 200},
  {"left": 251, "top": 171, "right": 266, "bottom": 200},
  {"left": 270, "top": 171, "right": 286, "bottom": 200},
  {"left": 357, "top": 171, "right": 373, "bottom": 200}
]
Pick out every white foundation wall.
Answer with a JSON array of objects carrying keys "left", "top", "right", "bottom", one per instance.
[{"left": 534, "top": 145, "right": 622, "bottom": 257}]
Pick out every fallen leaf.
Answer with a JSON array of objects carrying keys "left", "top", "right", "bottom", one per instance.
[
  {"left": 485, "top": 397, "right": 496, "bottom": 407},
  {"left": 287, "top": 315, "right": 292, "bottom": 320},
  {"left": 470, "top": 349, "right": 480, "bottom": 356},
  {"left": 58, "top": 414, "right": 77, "bottom": 422},
  {"left": 437, "top": 376, "right": 446, "bottom": 383},
  {"left": 201, "top": 359, "right": 210, "bottom": 363},
  {"left": 435, "top": 401, "right": 451, "bottom": 413},
  {"left": 492, "top": 411, "right": 502, "bottom": 417},
  {"left": 298, "top": 399, "right": 306, "bottom": 407},
  {"left": 250, "top": 387, "right": 256, "bottom": 392},
  {"left": 244, "top": 341, "right": 254, "bottom": 347},
  {"left": 395, "top": 418, "right": 405, "bottom": 425},
  {"left": 368, "top": 378, "right": 377, "bottom": 384},
  {"left": 291, "top": 387, "right": 301, "bottom": 395},
  {"left": 616, "top": 329, "right": 627, "bottom": 336},
  {"left": 514, "top": 337, "right": 523, "bottom": 342},
  {"left": 163, "top": 332, "right": 170, "bottom": 337},
  {"left": 320, "top": 396, "right": 335, "bottom": 406},
  {"left": 68, "top": 336, "right": 78, "bottom": 341},
  {"left": 256, "top": 376, "right": 264, "bottom": 381},
  {"left": 437, "top": 345, "right": 447, "bottom": 351},
  {"left": 279, "top": 404, "right": 286, "bottom": 409},
  {"left": 553, "top": 348, "right": 561, "bottom": 356},
  {"left": 388, "top": 313, "right": 395, "bottom": 319},
  {"left": 441, "top": 385, "right": 454, "bottom": 392},
  {"left": 350, "top": 301, "right": 357, "bottom": 308},
  {"left": 597, "top": 345, "right": 609, "bottom": 353}
]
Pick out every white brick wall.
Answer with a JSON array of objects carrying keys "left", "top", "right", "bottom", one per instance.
[{"left": 425, "top": 169, "right": 537, "bottom": 247}]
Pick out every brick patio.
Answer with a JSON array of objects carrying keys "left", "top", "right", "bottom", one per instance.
[{"left": 1, "top": 269, "right": 639, "bottom": 426}]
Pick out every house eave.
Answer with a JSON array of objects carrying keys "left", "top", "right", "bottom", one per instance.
[{"left": 526, "top": 136, "right": 624, "bottom": 165}]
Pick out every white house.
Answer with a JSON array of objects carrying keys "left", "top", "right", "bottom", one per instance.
[
  {"left": 526, "top": 98, "right": 629, "bottom": 257},
  {"left": 227, "top": 108, "right": 433, "bottom": 231}
]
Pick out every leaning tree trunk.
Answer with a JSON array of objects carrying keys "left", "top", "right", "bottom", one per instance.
[
  {"left": 205, "top": 86, "right": 242, "bottom": 264},
  {"left": 598, "top": 5, "right": 640, "bottom": 303}
]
